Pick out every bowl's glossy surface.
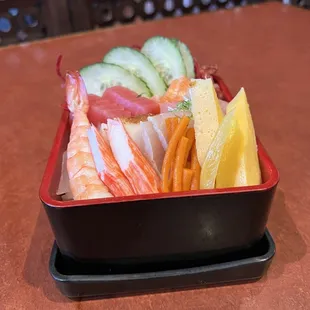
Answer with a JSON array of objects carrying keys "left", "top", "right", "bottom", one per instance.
[
  {"left": 49, "top": 230, "right": 275, "bottom": 299},
  {"left": 40, "top": 75, "right": 279, "bottom": 264}
]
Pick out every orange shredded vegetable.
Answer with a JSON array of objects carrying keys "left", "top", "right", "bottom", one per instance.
[
  {"left": 167, "top": 118, "right": 179, "bottom": 189},
  {"left": 161, "top": 116, "right": 190, "bottom": 192},
  {"left": 183, "top": 168, "right": 194, "bottom": 191},
  {"left": 184, "top": 127, "right": 195, "bottom": 164},
  {"left": 166, "top": 118, "right": 172, "bottom": 142},
  {"left": 173, "top": 136, "right": 189, "bottom": 192},
  {"left": 166, "top": 117, "right": 179, "bottom": 142}
]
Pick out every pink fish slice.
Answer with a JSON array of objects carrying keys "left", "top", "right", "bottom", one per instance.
[
  {"left": 107, "top": 118, "right": 161, "bottom": 195},
  {"left": 88, "top": 125, "right": 135, "bottom": 197}
]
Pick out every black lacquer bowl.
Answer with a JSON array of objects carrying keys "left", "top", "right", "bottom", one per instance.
[{"left": 40, "top": 75, "right": 279, "bottom": 264}]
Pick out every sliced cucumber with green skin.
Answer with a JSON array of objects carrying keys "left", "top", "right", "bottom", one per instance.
[
  {"left": 103, "top": 47, "right": 167, "bottom": 97},
  {"left": 80, "top": 63, "right": 151, "bottom": 97},
  {"left": 172, "top": 39, "right": 195, "bottom": 79},
  {"left": 141, "top": 36, "right": 186, "bottom": 85}
]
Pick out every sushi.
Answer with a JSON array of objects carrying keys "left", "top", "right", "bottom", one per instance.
[{"left": 58, "top": 36, "right": 261, "bottom": 200}]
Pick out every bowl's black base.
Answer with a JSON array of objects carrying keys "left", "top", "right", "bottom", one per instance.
[{"left": 49, "top": 229, "right": 275, "bottom": 300}]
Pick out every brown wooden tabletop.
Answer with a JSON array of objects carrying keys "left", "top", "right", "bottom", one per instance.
[{"left": 1, "top": 2, "right": 310, "bottom": 309}]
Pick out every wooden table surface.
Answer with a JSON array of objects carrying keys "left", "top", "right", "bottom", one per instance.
[{"left": 1, "top": 2, "right": 310, "bottom": 309}]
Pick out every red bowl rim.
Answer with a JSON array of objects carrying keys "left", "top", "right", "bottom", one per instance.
[{"left": 39, "top": 75, "right": 279, "bottom": 208}]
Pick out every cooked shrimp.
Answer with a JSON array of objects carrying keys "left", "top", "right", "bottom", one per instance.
[
  {"left": 159, "top": 76, "right": 191, "bottom": 103},
  {"left": 107, "top": 118, "right": 161, "bottom": 195},
  {"left": 87, "top": 124, "right": 135, "bottom": 197},
  {"left": 66, "top": 71, "right": 113, "bottom": 200}
]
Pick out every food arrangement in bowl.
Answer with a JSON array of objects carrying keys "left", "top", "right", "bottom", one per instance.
[
  {"left": 57, "top": 36, "right": 262, "bottom": 201},
  {"left": 40, "top": 36, "right": 279, "bottom": 263}
]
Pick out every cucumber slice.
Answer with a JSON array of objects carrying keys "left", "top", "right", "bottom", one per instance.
[
  {"left": 172, "top": 39, "right": 195, "bottom": 79},
  {"left": 103, "top": 47, "right": 167, "bottom": 97},
  {"left": 80, "top": 63, "right": 151, "bottom": 97},
  {"left": 141, "top": 36, "right": 186, "bottom": 85}
]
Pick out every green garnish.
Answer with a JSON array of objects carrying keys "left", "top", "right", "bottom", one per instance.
[
  {"left": 175, "top": 99, "right": 192, "bottom": 111},
  {"left": 168, "top": 99, "right": 193, "bottom": 118}
]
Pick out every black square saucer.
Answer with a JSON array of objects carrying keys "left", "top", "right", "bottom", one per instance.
[{"left": 49, "top": 230, "right": 275, "bottom": 300}]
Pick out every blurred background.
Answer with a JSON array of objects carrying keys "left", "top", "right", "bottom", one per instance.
[{"left": 0, "top": 0, "right": 309, "bottom": 47}]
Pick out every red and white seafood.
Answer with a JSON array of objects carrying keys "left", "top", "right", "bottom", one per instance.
[
  {"left": 87, "top": 124, "right": 135, "bottom": 197},
  {"left": 107, "top": 119, "right": 161, "bottom": 195}
]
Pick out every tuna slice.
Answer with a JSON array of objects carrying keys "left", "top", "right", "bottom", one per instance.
[
  {"left": 87, "top": 87, "right": 160, "bottom": 125},
  {"left": 88, "top": 101, "right": 132, "bottom": 125},
  {"left": 88, "top": 94, "right": 132, "bottom": 125},
  {"left": 102, "top": 86, "right": 160, "bottom": 116},
  {"left": 88, "top": 107, "right": 131, "bottom": 125}
]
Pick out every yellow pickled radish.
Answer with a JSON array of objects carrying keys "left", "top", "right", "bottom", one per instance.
[
  {"left": 200, "top": 108, "right": 238, "bottom": 189},
  {"left": 190, "top": 78, "right": 223, "bottom": 167},
  {"left": 216, "top": 88, "right": 261, "bottom": 188}
]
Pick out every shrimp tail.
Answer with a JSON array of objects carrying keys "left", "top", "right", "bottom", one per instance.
[
  {"left": 65, "top": 70, "right": 89, "bottom": 114},
  {"left": 88, "top": 125, "right": 135, "bottom": 197},
  {"left": 66, "top": 71, "right": 113, "bottom": 200}
]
